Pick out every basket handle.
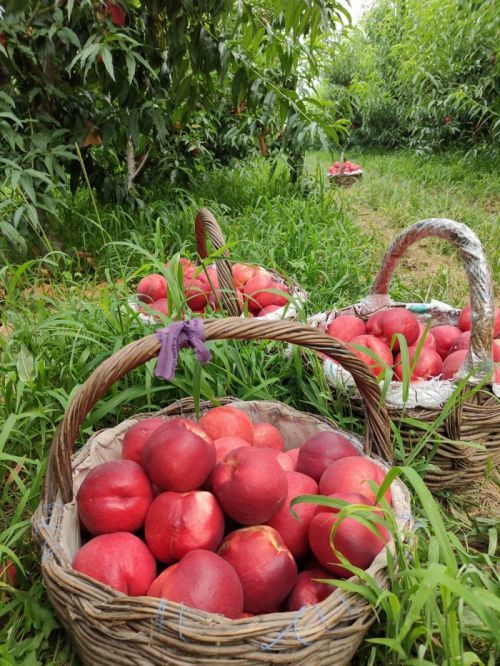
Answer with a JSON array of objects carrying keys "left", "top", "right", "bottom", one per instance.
[
  {"left": 369, "top": 218, "right": 495, "bottom": 379},
  {"left": 195, "top": 208, "right": 242, "bottom": 316},
  {"left": 45, "top": 318, "right": 393, "bottom": 505}
]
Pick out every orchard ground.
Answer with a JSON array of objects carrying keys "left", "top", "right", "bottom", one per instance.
[{"left": 0, "top": 149, "right": 499, "bottom": 665}]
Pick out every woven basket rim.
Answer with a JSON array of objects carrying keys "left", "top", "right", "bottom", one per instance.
[{"left": 33, "top": 397, "right": 414, "bottom": 638}]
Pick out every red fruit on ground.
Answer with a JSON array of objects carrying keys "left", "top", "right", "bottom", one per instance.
[
  {"left": 148, "top": 550, "right": 244, "bottom": 619},
  {"left": 319, "top": 456, "right": 392, "bottom": 505},
  {"left": 76, "top": 460, "right": 153, "bottom": 535},
  {"left": 243, "top": 274, "right": 288, "bottom": 314},
  {"left": 122, "top": 417, "right": 165, "bottom": 466},
  {"left": 142, "top": 420, "right": 216, "bottom": 492},
  {"left": 265, "top": 471, "right": 319, "bottom": 558},
  {"left": 252, "top": 423, "right": 285, "bottom": 450},
  {"left": 210, "top": 447, "right": 287, "bottom": 524},
  {"left": 349, "top": 335, "right": 393, "bottom": 378},
  {"left": 393, "top": 346, "right": 444, "bottom": 381},
  {"left": 493, "top": 339, "right": 500, "bottom": 362},
  {"left": 218, "top": 526, "right": 297, "bottom": 614},
  {"left": 144, "top": 490, "right": 224, "bottom": 563},
  {"left": 442, "top": 350, "right": 467, "bottom": 380},
  {"left": 285, "top": 448, "right": 300, "bottom": 470},
  {"left": 285, "top": 566, "right": 334, "bottom": 611},
  {"left": 297, "top": 431, "right": 360, "bottom": 482},
  {"left": 0, "top": 560, "right": 18, "bottom": 588},
  {"left": 458, "top": 304, "right": 500, "bottom": 336},
  {"left": 148, "top": 298, "right": 169, "bottom": 318},
  {"left": 213, "top": 436, "right": 250, "bottom": 463},
  {"left": 73, "top": 533, "right": 156, "bottom": 596},
  {"left": 369, "top": 309, "right": 420, "bottom": 351},
  {"left": 415, "top": 323, "right": 436, "bottom": 350},
  {"left": 431, "top": 325, "right": 461, "bottom": 359},
  {"left": 326, "top": 316, "right": 366, "bottom": 343},
  {"left": 199, "top": 406, "right": 254, "bottom": 444},
  {"left": 309, "top": 506, "right": 389, "bottom": 577},
  {"left": 136, "top": 274, "right": 167, "bottom": 303}
]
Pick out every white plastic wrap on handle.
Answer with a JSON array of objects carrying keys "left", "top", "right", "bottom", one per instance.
[{"left": 367, "top": 218, "right": 495, "bottom": 383}]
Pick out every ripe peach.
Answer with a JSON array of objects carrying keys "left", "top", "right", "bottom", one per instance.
[
  {"left": 286, "top": 448, "right": 300, "bottom": 470},
  {"left": 149, "top": 298, "right": 169, "bottom": 318},
  {"left": 431, "top": 325, "right": 461, "bottom": 359},
  {"left": 314, "top": 491, "right": 374, "bottom": 515},
  {"left": 415, "top": 323, "right": 436, "bottom": 350},
  {"left": 184, "top": 277, "right": 210, "bottom": 311},
  {"left": 232, "top": 263, "right": 262, "bottom": 289},
  {"left": 442, "top": 350, "right": 467, "bottom": 379},
  {"left": 393, "top": 346, "right": 444, "bottom": 381},
  {"left": 319, "top": 456, "right": 391, "bottom": 505},
  {"left": 218, "top": 526, "right": 297, "bottom": 613},
  {"left": 365, "top": 311, "right": 384, "bottom": 335},
  {"left": 265, "top": 471, "right": 319, "bottom": 558},
  {"left": 369, "top": 309, "right": 420, "bottom": 351},
  {"left": 166, "top": 257, "right": 196, "bottom": 280},
  {"left": 213, "top": 436, "right": 250, "bottom": 463},
  {"left": 210, "top": 447, "right": 287, "bottom": 524},
  {"left": 449, "top": 331, "right": 470, "bottom": 354},
  {"left": 297, "top": 431, "right": 360, "bottom": 482},
  {"left": 458, "top": 305, "right": 500, "bottom": 336},
  {"left": 264, "top": 449, "right": 295, "bottom": 472},
  {"left": 76, "top": 460, "right": 153, "bottom": 535},
  {"left": 148, "top": 550, "right": 244, "bottom": 619},
  {"left": 257, "top": 304, "right": 283, "bottom": 317},
  {"left": 200, "top": 406, "right": 254, "bottom": 444},
  {"left": 493, "top": 339, "right": 500, "bottom": 362},
  {"left": 349, "top": 335, "right": 393, "bottom": 378},
  {"left": 142, "top": 421, "right": 216, "bottom": 492},
  {"left": 309, "top": 506, "right": 389, "bottom": 577},
  {"left": 106, "top": 2, "right": 126, "bottom": 26},
  {"left": 243, "top": 274, "right": 288, "bottom": 314},
  {"left": 136, "top": 274, "right": 167, "bottom": 303},
  {"left": 0, "top": 560, "right": 18, "bottom": 588},
  {"left": 286, "top": 567, "right": 334, "bottom": 611},
  {"left": 73, "top": 532, "right": 156, "bottom": 595},
  {"left": 166, "top": 417, "right": 212, "bottom": 445},
  {"left": 122, "top": 417, "right": 165, "bottom": 466},
  {"left": 326, "top": 316, "right": 366, "bottom": 343},
  {"left": 252, "top": 423, "right": 285, "bottom": 450},
  {"left": 144, "top": 491, "right": 224, "bottom": 563}
]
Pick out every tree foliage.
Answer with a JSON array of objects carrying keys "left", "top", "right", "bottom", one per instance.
[
  {"left": 0, "top": 0, "right": 348, "bottom": 254},
  {"left": 323, "top": 0, "right": 499, "bottom": 154}
]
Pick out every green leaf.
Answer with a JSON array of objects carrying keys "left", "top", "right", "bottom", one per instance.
[
  {"left": 100, "top": 47, "right": 115, "bottom": 81},
  {"left": 125, "top": 52, "right": 136, "bottom": 84},
  {"left": 16, "top": 346, "right": 36, "bottom": 383}
]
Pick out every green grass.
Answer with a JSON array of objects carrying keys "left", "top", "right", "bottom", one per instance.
[{"left": 1, "top": 150, "right": 499, "bottom": 665}]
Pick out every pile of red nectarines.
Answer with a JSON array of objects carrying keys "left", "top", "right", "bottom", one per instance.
[
  {"left": 324, "top": 304, "right": 500, "bottom": 384},
  {"left": 134, "top": 258, "right": 291, "bottom": 319},
  {"left": 72, "top": 405, "right": 393, "bottom": 618},
  {"left": 327, "top": 161, "right": 362, "bottom": 176}
]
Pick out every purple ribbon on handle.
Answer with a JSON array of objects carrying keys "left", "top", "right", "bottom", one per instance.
[{"left": 155, "top": 319, "right": 212, "bottom": 380}]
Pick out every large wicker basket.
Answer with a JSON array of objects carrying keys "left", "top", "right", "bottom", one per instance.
[
  {"left": 33, "top": 319, "right": 412, "bottom": 666},
  {"left": 308, "top": 218, "right": 499, "bottom": 490},
  {"left": 195, "top": 208, "right": 307, "bottom": 319}
]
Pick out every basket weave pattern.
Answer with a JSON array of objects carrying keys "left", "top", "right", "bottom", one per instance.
[
  {"left": 33, "top": 319, "right": 413, "bottom": 665},
  {"left": 195, "top": 208, "right": 306, "bottom": 320},
  {"left": 310, "top": 219, "right": 499, "bottom": 490}
]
